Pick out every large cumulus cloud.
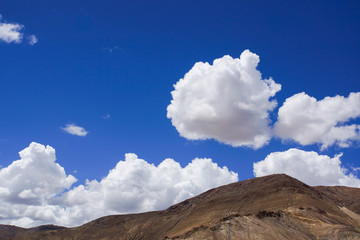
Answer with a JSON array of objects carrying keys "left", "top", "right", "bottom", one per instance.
[
  {"left": 253, "top": 148, "right": 360, "bottom": 187},
  {"left": 0, "top": 143, "right": 76, "bottom": 205},
  {"left": 167, "top": 50, "right": 281, "bottom": 149},
  {"left": 274, "top": 92, "right": 360, "bottom": 149},
  {"left": 167, "top": 50, "right": 360, "bottom": 151},
  {"left": 0, "top": 143, "right": 238, "bottom": 228}
]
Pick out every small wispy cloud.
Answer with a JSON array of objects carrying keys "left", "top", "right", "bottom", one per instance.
[
  {"left": 28, "top": 34, "right": 38, "bottom": 45},
  {"left": 102, "top": 46, "right": 122, "bottom": 53},
  {"left": 102, "top": 114, "right": 111, "bottom": 119},
  {"left": 62, "top": 123, "right": 88, "bottom": 136},
  {"left": 0, "top": 14, "right": 37, "bottom": 45}
]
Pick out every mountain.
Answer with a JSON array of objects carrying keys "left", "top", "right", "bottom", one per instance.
[{"left": 1, "top": 174, "right": 360, "bottom": 240}]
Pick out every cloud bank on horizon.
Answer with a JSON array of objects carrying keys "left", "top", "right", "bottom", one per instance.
[
  {"left": 0, "top": 142, "right": 359, "bottom": 228},
  {"left": 0, "top": 14, "right": 37, "bottom": 45},
  {"left": 167, "top": 49, "right": 360, "bottom": 150},
  {"left": 0, "top": 142, "right": 238, "bottom": 228}
]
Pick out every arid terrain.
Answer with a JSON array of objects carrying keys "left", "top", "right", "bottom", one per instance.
[{"left": 1, "top": 174, "right": 360, "bottom": 240}]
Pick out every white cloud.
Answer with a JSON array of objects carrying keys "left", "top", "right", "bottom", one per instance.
[
  {"left": 59, "top": 154, "right": 238, "bottom": 225},
  {"left": 167, "top": 50, "right": 281, "bottom": 149},
  {"left": 62, "top": 123, "right": 88, "bottom": 136},
  {"left": 0, "top": 14, "right": 38, "bottom": 45},
  {"left": 274, "top": 92, "right": 360, "bottom": 150},
  {"left": 0, "top": 143, "right": 76, "bottom": 203},
  {"left": 0, "top": 143, "right": 238, "bottom": 228},
  {"left": 28, "top": 34, "right": 38, "bottom": 45},
  {"left": 0, "top": 143, "right": 77, "bottom": 226},
  {"left": 253, "top": 148, "right": 360, "bottom": 187},
  {"left": 0, "top": 143, "right": 76, "bottom": 204},
  {"left": 0, "top": 22, "right": 23, "bottom": 43}
]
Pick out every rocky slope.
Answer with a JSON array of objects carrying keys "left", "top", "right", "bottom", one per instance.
[{"left": 1, "top": 174, "right": 360, "bottom": 240}]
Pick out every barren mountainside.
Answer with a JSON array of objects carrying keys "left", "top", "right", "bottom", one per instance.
[{"left": 1, "top": 174, "right": 360, "bottom": 240}]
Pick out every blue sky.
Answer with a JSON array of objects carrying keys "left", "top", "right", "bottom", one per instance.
[{"left": 0, "top": 0, "right": 360, "bottom": 227}]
